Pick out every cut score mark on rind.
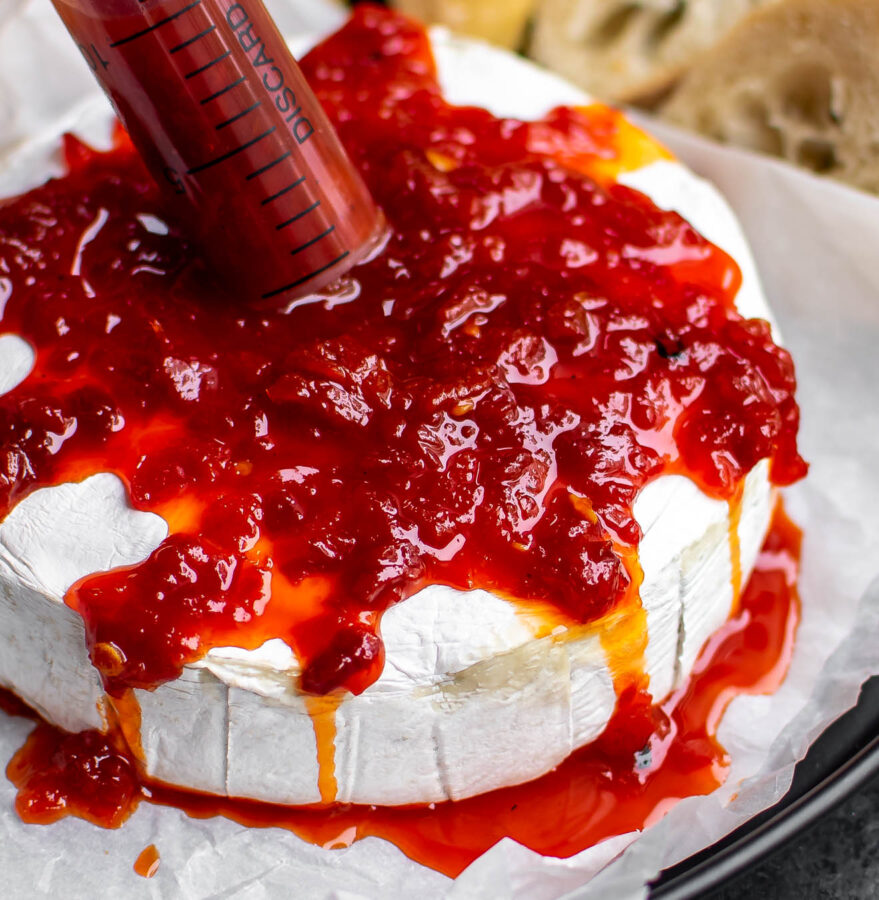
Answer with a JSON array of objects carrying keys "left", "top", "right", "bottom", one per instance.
[
  {"left": 0, "top": 498, "right": 801, "bottom": 879},
  {"left": 0, "top": 10, "right": 804, "bottom": 851}
]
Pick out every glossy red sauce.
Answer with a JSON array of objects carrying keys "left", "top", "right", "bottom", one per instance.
[
  {"left": 3, "top": 502, "right": 801, "bottom": 876},
  {"left": 6, "top": 719, "right": 139, "bottom": 829},
  {"left": 133, "top": 844, "right": 161, "bottom": 879},
  {"left": 0, "top": 4, "right": 809, "bottom": 876},
  {"left": 0, "top": 6, "right": 805, "bottom": 700},
  {"left": 50, "top": 0, "right": 385, "bottom": 301}
]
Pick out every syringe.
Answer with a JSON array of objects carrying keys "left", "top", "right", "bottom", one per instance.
[{"left": 50, "top": 0, "right": 386, "bottom": 300}]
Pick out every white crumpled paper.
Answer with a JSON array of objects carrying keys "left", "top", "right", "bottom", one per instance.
[{"left": 1, "top": 1, "right": 879, "bottom": 897}]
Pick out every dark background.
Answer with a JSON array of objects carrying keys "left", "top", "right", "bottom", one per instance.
[
  {"left": 653, "top": 678, "right": 879, "bottom": 898},
  {"left": 709, "top": 774, "right": 879, "bottom": 899}
]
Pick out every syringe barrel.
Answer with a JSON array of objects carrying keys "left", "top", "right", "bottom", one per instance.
[{"left": 51, "top": 0, "right": 385, "bottom": 300}]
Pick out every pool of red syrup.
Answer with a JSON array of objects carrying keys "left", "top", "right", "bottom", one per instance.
[{"left": 3, "top": 502, "right": 800, "bottom": 877}]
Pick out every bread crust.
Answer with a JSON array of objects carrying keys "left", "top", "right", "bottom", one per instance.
[
  {"left": 530, "top": 0, "right": 777, "bottom": 104},
  {"left": 660, "top": 0, "right": 879, "bottom": 193},
  {"left": 390, "top": 0, "right": 538, "bottom": 48}
]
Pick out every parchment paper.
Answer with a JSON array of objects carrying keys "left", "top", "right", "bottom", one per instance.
[{"left": 1, "top": 1, "right": 878, "bottom": 897}]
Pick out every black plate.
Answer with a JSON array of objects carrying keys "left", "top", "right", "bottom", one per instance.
[{"left": 648, "top": 676, "right": 879, "bottom": 897}]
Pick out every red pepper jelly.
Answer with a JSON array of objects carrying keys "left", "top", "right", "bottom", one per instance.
[
  {"left": 1, "top": 0, "right": 803, "bottom": 754},
  {"left": 3, "top": 501, "right": 802, "bottom": 876},
  {"left": 49, "top": 0, "right": 386, "bottom": 301}
]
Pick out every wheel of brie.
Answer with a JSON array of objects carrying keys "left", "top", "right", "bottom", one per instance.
[{"left": 0, "top": 7, "right": 804, "bottom": 813}]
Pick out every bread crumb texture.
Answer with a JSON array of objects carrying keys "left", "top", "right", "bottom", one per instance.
[
  {"left": 530, "top": 0, "right": 777, "bottom": 104},
  {"left": 659, "top": 0, "right": 879, "bottom": 194}
]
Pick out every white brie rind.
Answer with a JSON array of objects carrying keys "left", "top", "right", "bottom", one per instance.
[{"left": 0, "top": 31, "right": 776, "bottom": 805}]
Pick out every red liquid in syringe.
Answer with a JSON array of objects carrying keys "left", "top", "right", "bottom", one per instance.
[{"left": 50, "top": 0, "right": 386, "bottom": 300}]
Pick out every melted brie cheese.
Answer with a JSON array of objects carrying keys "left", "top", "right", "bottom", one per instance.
[{"left": 0, "top": 30, "right": 775, "bottom": 805}]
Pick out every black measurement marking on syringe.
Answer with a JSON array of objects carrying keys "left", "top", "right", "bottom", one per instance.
[
  {"left": 187, "top": 127, "right": 275, "bottom": 174},
  {"left": 261, "top": 250, "right": 350, "bottom": 300},
  {"left": 289, "top": 225, "right": 335, "bottom": 257},
  {"left": 184, "top": 49, "right": 231, "bottom": 80},
  {"left": 262, "top": 176, "right": 306, "bottom": 205},
  {"left": 216, "top": 101, "right": 261, "bottom": 130},
  {"left": 169, "top": 24, "right": 216, "bottom": 54},
  {"left": 245, "top": 151, "right": 291, "bottom": 181},
  {"left": 276, "top": 201, "right": 321, "bottom": 230},
  {"left": 79, "top": 42, "right": 109, "bottom": 72},
  {"left": 200, "top": 76, "right": 246, "bottom": 105},
  {"left": 109, "top": 0, "right": 202, "bottom": 47}
]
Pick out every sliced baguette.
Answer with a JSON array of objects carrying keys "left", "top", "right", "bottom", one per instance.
[
  {"left": 530, "top": 0, "right": 777, "bottom": 104},
  {"left": 660, "top": 0, "right": 879, "bottom": 194},
  {"left": 389, "top": 0, "right": 538, "bottom": 48}
]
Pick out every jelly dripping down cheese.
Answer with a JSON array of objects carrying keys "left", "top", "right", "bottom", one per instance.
[
  {"left": 0, "top": 7, "right": 806, "bottom": 706},
  {"left": 3, "top": 502, "right": 802, "bottom": 877}
]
